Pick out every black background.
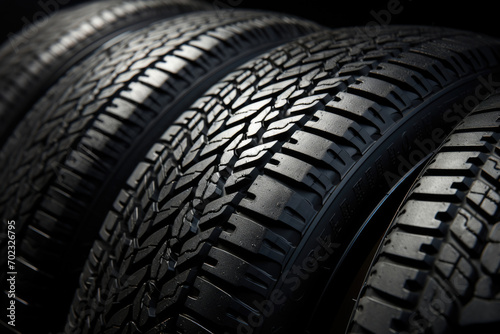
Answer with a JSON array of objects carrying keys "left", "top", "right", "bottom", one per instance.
[{"left": 0, "top": 0, "right": 497, "bottom": 48}]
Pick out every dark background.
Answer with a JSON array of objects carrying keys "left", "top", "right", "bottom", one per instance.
[{"left": 0, "top": 0, "right": 497, "bottom": 48}]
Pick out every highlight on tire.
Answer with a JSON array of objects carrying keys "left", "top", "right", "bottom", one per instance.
[
  {"left": 349, "top": 91, "right": 500, "bottom": 334},
  {"left": 0, "top": 8, "right": 320, "bottom": 333},
  {"left": 0, "top": 0, "right": 210, "bottom": 147},
  {"left": 66, "top": 25, "right": 500, "bottom": 333}
]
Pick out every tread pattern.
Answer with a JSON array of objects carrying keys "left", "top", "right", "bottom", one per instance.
[
  {"left": 350, "top": 93, "right": 500, "bottom": 333},
  {"left": 67, "top": 27, "right": 500, "bottom": 333},
  {"left": 0, "top": 10, "right": 320, "bottom": 332},
  {"left": 0, "top": 0, "right": 211, "bottom": 146}
]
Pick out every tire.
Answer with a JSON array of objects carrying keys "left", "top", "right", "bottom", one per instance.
[
  {"left": 348, "top": 92, "right": 500, "bottom": 333},
  {"left": 0, "top": 0, "right": 210, "bottom": 147},
  {"left": 0, "top": 10, "right": 320, "bottom": 333},
  {"left": 66, "top": 26, "right": 500, "bottom": 333}
]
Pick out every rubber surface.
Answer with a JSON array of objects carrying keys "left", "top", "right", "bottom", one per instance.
[
  {"left": 349, "top": 92, "right": 500, "bottom": 333},
  {"left": 66, "top": 26, "right": 500, "bottom": 333},
  {"left": 0, "top": 0, "right": 210, "bottom": 147},
  {"left": 0, "top": 10, "right": 320, "bottom": 333}
]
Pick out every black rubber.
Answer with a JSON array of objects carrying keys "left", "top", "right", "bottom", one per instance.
[
  {"left": 0, "top": 0, "right": 210, "bottom": 148},
  {"left": 66, "top": 26, "right": 500, "bottom": 333},
  {"left": 349, "top": 92, "right": 500, "bottom": 333},
  {"left": 0, "top": 10, "right": 320, "bottom": 334}
]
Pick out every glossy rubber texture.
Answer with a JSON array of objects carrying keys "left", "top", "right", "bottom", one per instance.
[
  {"left": 0, "top": 9, "right": 320, "bottom": 333},
  {"left": 66, "top": 26, "right": 500, "bottom": 333},
  {"left": 349, "top": 91, "right": 500, "bottom": 333}
]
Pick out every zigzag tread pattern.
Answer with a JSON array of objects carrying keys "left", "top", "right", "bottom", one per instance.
[
  {"left": 68, "top": 27, "right": 500, "bottom": 333},
  {"left": 351, "top": 95, "right": 500, "bottom": 333},
  {"left": 0, "top": 10, "right": 321, "bottom": 332},
  {"left": 0, "top": 0, "right": 211, "bottom": 145}
]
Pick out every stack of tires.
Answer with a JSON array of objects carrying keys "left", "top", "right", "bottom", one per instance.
[{"left": 1, "top": 1, "right": 499, "bottom": 333}]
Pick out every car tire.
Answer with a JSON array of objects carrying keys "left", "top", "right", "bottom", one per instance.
[
  {"left": 0, "top": 0, "right": 211, "bottom": 147},
  {"left": 66, "top": 26, "right": 500, "bottom": 333},
  {"left": 349, "top": 91, "right": 500, "bottom": 334},
  {"left": 0, "top": 9, "right": 320, "bottom": 333}
]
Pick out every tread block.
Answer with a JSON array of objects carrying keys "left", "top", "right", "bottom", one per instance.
[
  {"left": 390, "top": 51, "right": 451, "bottom": 86},
  {"left": 450, "top": 208, "right": 488, "bottom": 255},
  {"left": 219, "top": 214, "right": 291, "bottom": 264},
  {"left": 367, "top": 261, "right": 426, "bottom": 304},
  {"left": 369, "top": 62, "right": 433, "bottom": 98},
  {"left": 396, "top": 200, "right": 456, "bottom": 235},
  {"left": 426, "top": 152, "right": 486, "bottom": 176},
  {"left": 348, "top": 76, "right": 412, "bottom": 111},
  {"left": 442, "top": 132, "right": 499, "bottom": 153},
  {"left": 200, "top": 124, "right": 246, "bottom": 158},
  {"left": 239, "top": 175, "right": 316, "bottom": 233},
  {"left": 287, "top": 93, "right": 332, "bottom": 115},
  {"left": 282, "top": 130, "right": 353, "bottom": 177},
  {"left": 226, "top": 98, "right": 272, "bottom": 127},
  {"left": 233, "top": 141, "right": 281, "bottom": 172},
  {"left": 203, "top": 246, "right": 275, "bottom": 296},
  {"left": 455, "top": 112, "right": 500, "bottom": 132},
  {"left": 481, "top": 156, "right": 500, "bottom": 189},
  {"left": 354, "top": 296, "right": 412, "bottom": 333},
  {"left": 382, "top": 231, "right": 441, "bottom": 267},
  {"left": 184, "top": 276, "right": 249, "bottom": 329},
  {"left": 415, "top": 277, "right": 456, "bottom": 332},
  {"left": 411, "top": 176, "right": 472, "bottom": 202},
  {"left": 481, "top": 242, "right": 500, "bottom": 275},
  {"left": 304, "top": 109, "right": 373, "bottom": 153},
  {"left": 261, "top": 114, "right": 308, "bottom": 142},
  {"left": 264, "top": 152, "right": 332, "bottom": 199},
  {"left": 466, "top": 180, "right": 500, "bottom": 219},
  {"left": 325, "top": 91, "right": 393, "bottom": 133},
  {"left": 175, "top": 156, "right": 218, "bottom": 190}
]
